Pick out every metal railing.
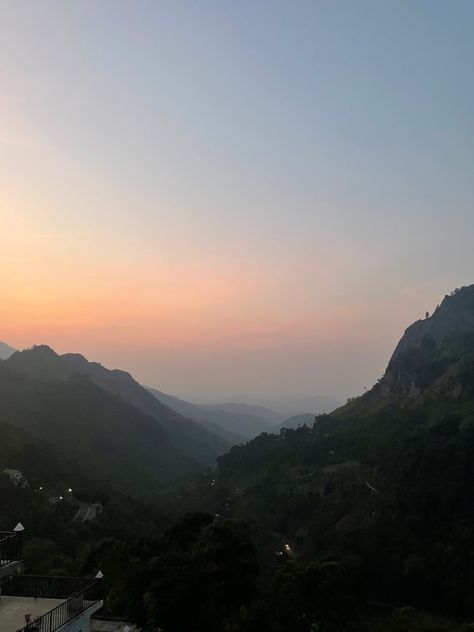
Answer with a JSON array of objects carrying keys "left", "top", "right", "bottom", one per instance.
[
  {"left": 0, "top": 531, "right": 22, "bottom": 568},
  {"left": 1, "top": 574, "right": 102, "bottom": 632}
]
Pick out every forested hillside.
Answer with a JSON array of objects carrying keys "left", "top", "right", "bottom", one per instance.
[
  {"left": 0, "top": 419, "right": 168, "bottom": 576},
  {"left": 170, "top": 285, "right": 474, "bottom": 628},
  {"left": 0, "top": 346, "right": 231, "bottom": 498},
  {"left": 3, "top": 287, "right": 474, "bottom": 632}
]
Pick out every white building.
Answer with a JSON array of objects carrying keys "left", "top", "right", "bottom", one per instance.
[{"left": 0, "top": 529, "right": 103, "bottom": 632}]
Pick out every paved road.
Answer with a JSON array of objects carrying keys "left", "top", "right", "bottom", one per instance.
[{"left": 73, "top": 502, "right": 97, "bottom": 523}]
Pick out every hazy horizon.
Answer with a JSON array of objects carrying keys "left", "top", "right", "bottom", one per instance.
[
  {"left": 1, "top": 285, "right": 462, "bottom": 407},
  {"left": 2, "top": 2, "right": 473, "bottom": 402}
]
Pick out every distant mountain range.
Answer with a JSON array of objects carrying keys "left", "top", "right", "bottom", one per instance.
[
  {"left": 147, "top": 388, "right": 278, "bottom": 441},
  {"left": 0, "top": 345, "right": 232, "bottom": 498},
  {"left": 275, "top": 412, "right": 315, "bottom": 431},
  {"left": 4, "top": 285, "right": 474, "bottom": 626},
  {"left": 201, "top": 401, "right": 282, "bottom": 425},
  {"left": 0, "top": 341, "right": 341, "bottom": 497},
  {"left": 146, "top": 391, "right": 341, "bottom": 440},
  {"left": 265, "top": 394, "right": 342, "bottom": 417}
]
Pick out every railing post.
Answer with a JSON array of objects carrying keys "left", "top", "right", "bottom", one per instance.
[
  {"left": 17, "top": 531, "right": 22, "bottom": 561},
  {"left": 13, "top": 523, "right": 25, "bottom": 562}
]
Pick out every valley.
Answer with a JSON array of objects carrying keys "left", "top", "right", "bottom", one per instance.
[{"left": 2, "top": 285, "right": 474, "bottom": 630}]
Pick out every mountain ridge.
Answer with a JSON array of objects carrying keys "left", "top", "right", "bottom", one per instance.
[
  {"left": 0, "top": 345, "right": 232, "bottom": 498},
  {"left": 336, "top": 284, "right": 474, "bottom": 415},
  {"left": 275, "top": 412, "right": 314, "bottom": 431},
  {"left": 191, "top": 283, "right": 474, "bottom": 617},
  {"left": 5, "top": 345, "right": 231, "bottom": 461},
  {"left": 147, "top": 386, "right": 246, "bottom": 444},
  {"left": 147, "top": 387, "right": 275, "bottom": 441},
  {"left": 390, "top": 285, "right": 474, "bottom": 362}
]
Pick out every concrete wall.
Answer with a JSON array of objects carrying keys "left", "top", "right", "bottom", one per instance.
[
  {"left": 61, "top": 601, "right": 103, "bottom": 632},
  {"left": 92, "top": 620, "right": 141, "bottom": 632}
]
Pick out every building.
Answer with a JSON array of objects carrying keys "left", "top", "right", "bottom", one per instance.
[{"left": 0, "top": 529, "right": 103, "bottom": 632}]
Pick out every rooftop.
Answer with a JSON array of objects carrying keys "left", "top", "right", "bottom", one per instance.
[
  {"left": 0, "top": 575, "right": 102, "bottom": 632},
  {"left": 0, "top": 595, "right": 65, "bottom": 632}
]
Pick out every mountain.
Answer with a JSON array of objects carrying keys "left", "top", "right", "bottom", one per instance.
[
  {"left": 6, "top": 287, "right": 474, "bottom": 630},
  {"left": 148, "top": 388, "right": 275, "bottom": 441},
  {"left": 0, "top": 417, "right": 173, "bottom": 581},
  {"left": 266, "top": 394, "right": 342, "bottom": 417},
  {"left": 0, "top": 419, "right": 82, "bottom": 488},
  {"left": 275, "top": 412, "right": 315, "bottom": 431},
  {"left": 391, "top": 285, "right": 474, "bottom": 361},
  {"left": 193, "top": 284, "right": 474, "bottom": 619},
  {"left": 339, "top": 284, "right": 474, "bottom": 416},
  {"left": 201, "top": 402, "right": 282, "bottom": 425},
  {"left": 0, "top": 341, "right": 16, "bottom": 359},
  {"left": 147, "top": 387, "right": 245, "bottom": 444},
  {"left": 0, "top": 346, "right": 231, "bottom": 498}
]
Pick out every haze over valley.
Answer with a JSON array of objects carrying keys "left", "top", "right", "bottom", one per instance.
[{"left": 1, "top": 3, "right": 474, "bottom": 631}]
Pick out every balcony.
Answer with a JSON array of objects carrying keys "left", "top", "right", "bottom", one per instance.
[{"left": 0, "top": 574, "right": 102, "bottom": 632}]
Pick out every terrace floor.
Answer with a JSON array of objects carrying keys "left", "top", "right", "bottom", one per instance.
[{"left": 0, "top": 595, "right": 65, "bottom": 631}]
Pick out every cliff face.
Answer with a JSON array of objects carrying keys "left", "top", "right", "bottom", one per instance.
[
  {"left": 336, "top": 285, "right": 474, "bottom": 415},
  {"left": 381, "top": 285, "right": 474, "bottom": 400},
  {"left": 389, "top": 285, "right": 474, "bottom": 362}
]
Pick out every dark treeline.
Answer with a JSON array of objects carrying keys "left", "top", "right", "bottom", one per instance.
[{"left": 2, "top": 288, "right": 474, "bottom": 631}]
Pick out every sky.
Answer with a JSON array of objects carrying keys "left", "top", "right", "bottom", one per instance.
[{"left": 0, "top": 1, "right": 473, "bottom": 405}]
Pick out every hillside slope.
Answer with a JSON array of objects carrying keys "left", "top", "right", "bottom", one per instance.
[
  {"left": 275, "top": 413, "right": 314, "bottom": 431},
  {"left": 338, "top": 285, "right": 474, "bottom": 416},
  {"left": 148, "top": 387, "right": 275, "bottom": 440},
  {"left": 147, "top": 387, "right": 245, "bottom": 444},
  {"left": 193, "top": 284, "right": 474, "bottom": 617},
  {"left": 0, "top": 346, "right": 231, "bottom": 498},
  {"left": 5, "top": 345, "right": 231, "bottom": 464}
]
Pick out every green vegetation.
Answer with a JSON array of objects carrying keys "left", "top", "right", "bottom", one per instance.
[
  {"left": 0, "top": 345, "right": 232, "bottom": 499},
  {"left": 2, "top": 286, "right": 474, "bottom": 630}
]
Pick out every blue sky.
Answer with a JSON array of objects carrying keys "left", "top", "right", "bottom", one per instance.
[{"left": 1, "top": 1, "right": 473, "bottom": 403}]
